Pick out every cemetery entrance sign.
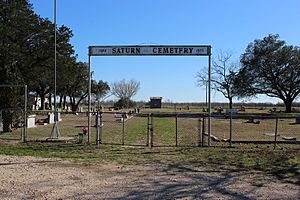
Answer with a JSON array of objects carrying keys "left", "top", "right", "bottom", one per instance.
[
  {"left": 88, "top": 45, "right": 212, "bottom": 145},
  {"left": 89, "top": 45, "right": 210, "bottom": 56}
]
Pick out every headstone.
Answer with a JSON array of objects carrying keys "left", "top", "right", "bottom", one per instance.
[
  {"left": 226, "top": 109, "right": 237, "bottom": 115},
  {"left": 282, "top": 136, "right": 296, "bottom": 141},
  {"left": 245, "top": 116, "right": 260, "bottom": 124},
  {"left": 48, "top": 113, "right": 55, "bottom": 124},
  {"left": 27, "top": 115, "right": 36, "bottom": 128},
  {"left": 239, "top": 105, "right": 245, "bottom": 112},
  {"left": 0, "top": 111, "right": 3, "bottom": 132},
  {"left": 295, "top": 116, "right": 300, "bottom": 124},
  {"left": 217, "top": 107, "right": 223, "bottom": 114}
]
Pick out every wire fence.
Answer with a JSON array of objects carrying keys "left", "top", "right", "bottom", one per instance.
[
  {"left": 0, "top": 85, "right": 27, "bottom": 142},
  {"left": 208, "top": 114, "right": 300, "bottom": 148},
  {"left": 0, "top": 110, "right": 299, "bottom": 148}
]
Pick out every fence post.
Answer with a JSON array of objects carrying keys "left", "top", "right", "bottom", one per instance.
[
  {"left": 150, "top": 114, "right": 153, "bottom": 148},
  {"left": 122, "top": 113, "right": 125, "bottom": 145},
  {"left": 229, "top": 111, "right": 232, "bottom": 148},
  {"left": 147, "top": 113, "right": 153, "bottom": 148},
  {"left": 20, "top": 110, "right": 24, "bottom": 142},
  {"left": 274, "top": 117, "right": 278, "bottom": 149},
  {"left": 198, "top": 117, "right": 202, "bottom": 147},
  {"left": 202, "top": 115, "right": 205, "bottom": 147},
  {"left": 95, "top": 110, "right": 99, "bottom": 145},
  {"left": 175, "top": 114, "right": 178, "bottom": 147},
  {"left": 147, "top": 114, "right": 149, "bottom": 146},
  {"left": 23, "top": 85, "right": 27, "bottom": 143},
  {"left": 99, "top": 112, "right": 103, "bottom": 144}
]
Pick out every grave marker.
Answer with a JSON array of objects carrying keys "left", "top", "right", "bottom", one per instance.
[
  {"left": 27, "top": 115, "right": 36, "bottom": 128},
  {"left": 48, "top": 113, "right": 55, "bottom": 124}
]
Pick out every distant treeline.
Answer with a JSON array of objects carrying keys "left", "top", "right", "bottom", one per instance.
[
  {"left": 98, "top": 100, "right": 300, "bottom": 108},
  {"left": 161, "top": 102, "right": 300, "bottom": 108}
]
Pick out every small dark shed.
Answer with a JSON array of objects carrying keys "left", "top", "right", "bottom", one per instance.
[{"left": 150, "top": 97, "right": 162, "bottom": 108}]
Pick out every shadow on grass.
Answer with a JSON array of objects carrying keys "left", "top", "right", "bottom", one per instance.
[
  {"left": 1, "top": 142, "right": 299, "bottom": 186},
  {"left": 0, "top": 159, "right": 61, "bottom": 166},
  {"left": 110, "top": 172, "right": 255, "bottom": 200},
  {"left": 61, "top": 162, "right": 262, "bottom": 200}
]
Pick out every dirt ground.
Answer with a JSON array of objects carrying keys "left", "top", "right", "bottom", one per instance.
[{"left": 0, "top": 155, "right": 299, "bottom": 200}]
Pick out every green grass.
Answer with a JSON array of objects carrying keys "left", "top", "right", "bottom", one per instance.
[
  {"left": 0, "top": 142, "right": 299, "bottom": 184},
  {"left": 1, "top": 113, "right": 299, "bottom": 145},
  {"left": 1, "top": 110, "right": 300, "bottom": 184},
  {"left": 153, "top": 117, "right": 176, "bottom": 146}
]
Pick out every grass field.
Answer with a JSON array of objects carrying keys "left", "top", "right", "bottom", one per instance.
[{"left": 1, "top": 111, "right": 299, "bottom": 145}]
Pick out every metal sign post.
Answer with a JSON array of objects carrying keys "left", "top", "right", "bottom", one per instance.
[
  {"left": 208, "top": 54, "right": 211, "bottom": 146},
  {"left": 50, "top": 0, "right": 60, "bottom": 139},
  {"left": 88, "top": 55, "right": 91, "bottom": 144},
  {"left": 87, "top": 45, "right": 212, "bottom": 145}
]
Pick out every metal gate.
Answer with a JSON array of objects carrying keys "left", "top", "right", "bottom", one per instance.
[
  {"left": 0, "top": 108, "right": 26, "bottom": 142},
  {"left": 0, "top": 85, "right": 27, "bottom": 142}
]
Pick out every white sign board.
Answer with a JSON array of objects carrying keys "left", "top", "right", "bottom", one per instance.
[{"left": 89, "top": 45, "right": 211, "bottom": 56}]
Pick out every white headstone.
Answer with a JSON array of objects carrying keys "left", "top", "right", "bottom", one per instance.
[
  {"left": 57, "top": 112, "right": 62, "bottom": 122},
  {"left": 48, "top": 113, "right": 55, "bottom": 124},
  {"left": 27, "top": 115, "right": 36, "bottom": 128}
]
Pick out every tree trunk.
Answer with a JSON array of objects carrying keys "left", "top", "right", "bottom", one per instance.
[
  {"left": 63, "top": 95, "right": 67, "bottom": 109},
  {"left": 59, "top": 95, "right": 63, "bottom": 109},
  {"left": 48, "top": 93, "right": 52, "bottom": 110},
  {"left": 40, "top": 95, "right": 45, "bottom": 110},
  {"left": 228, "top": 97, "right": 233, "bottom": 109},
  {"left": 74, "top": 100, "right": 81, "bottom": 112},
  {"left": 69, "top": 96, "right": 76, "bottom": 112},
  {"left": 2, "top": 111, "right": 12, "bottom": 132},
  {"left": 34, "top": 94, "right": 38, "bottom": 109},
  {"left": 284, "top": 100, "right": 292, "bottom": 113}
]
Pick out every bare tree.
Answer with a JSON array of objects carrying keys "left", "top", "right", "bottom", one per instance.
[
  {"left": 197, "top": 51, "right": 239, "bottom": 109},
  {"left": 111, "top": 79, "right": 140, "bottom": 108}
]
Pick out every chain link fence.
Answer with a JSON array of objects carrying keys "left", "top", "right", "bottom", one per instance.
[
  {"left": 24, "top": 111, "right": 93, "bottom": 142},
  {"left": 0, "top": 108, "right": 25, "bottom": 141},
  {"left": 1, "top": 106, "right": 299, "bottom": 148},
  {"left": 205, "top": 114, "right": 300, "bottom": 148},
  {"left": 0, "top": 85, "right": 27, "bottom": 142}
]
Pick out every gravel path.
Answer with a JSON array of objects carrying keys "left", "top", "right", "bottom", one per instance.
[{"left": 0, "top": 155, "right": 299, "bottom": 199}]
